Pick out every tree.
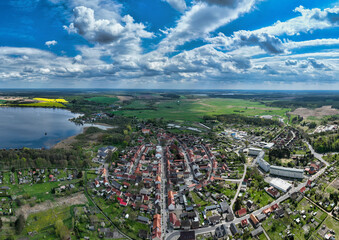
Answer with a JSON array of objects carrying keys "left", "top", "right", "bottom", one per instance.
[
  {"left": 55, "top": 219, "right": 70, "bottom": 240},
  {"left": 15, "top": 215, "right": 25, "bottom": 234},
  {"left": 0, "top": 217, "right": 2, "bottom": 229}
]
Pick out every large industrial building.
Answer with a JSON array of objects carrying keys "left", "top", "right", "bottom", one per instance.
[
  {"left": 269, "top": 178, "right": 292, "bottom": 192},
  {"left": 270, "top": 165, "right": 304, "bottom": 179}
]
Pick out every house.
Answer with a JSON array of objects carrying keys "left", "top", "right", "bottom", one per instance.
[
  {"left": 137, "top": 216, "right": 150, "bottom": 224},
  {"left": 208, "top": 215, "right": 220, "bottom": 225},
  {"left": 179, "top": 231, "right": 195, "bottom": 240},
  {"left": 111, "top": 180, "right": 122, "bottom": 190},
  {"left": 265, "top": 187, "right": 280, "bottom": 198},
  {"left": 275, "top": 209, "right": 285, "bottom": 218},
  {"left": 251, "top": 226, "right": 263, "bottom": 237},
  {"left": 152, "top": 214, "right": 161, "bottom": 240},
  {"left": 181, "top": 219, "right": 191, "bottom": 230},
  {"left": 241, "top": 219, "right": 249, "bottom": 227},
  {"left": 236, "top": 208, "right": 247, "bottom": 217},
  {"left": 230, "top": 223, "right": 239, "bottom": 235},
  {"left": 168, "top": 191, "right": 175, "bottom": 210},
  {"left": 257, "top": 213, "right": 266, "bottom": 222},
  {"left": 250, "top": 214, "right": 259, "bottom": 227},
  {"left": 142, "top": 129, "right": 150, "bottom": 134},
  {"left": 215, "top": 224, "right": 228, "bottom": 239},
  {"left": 169, "top": 213, "right": 181, "bottom": 229},
  {"left": 219, "top": 201, "right": 231, "bottom": 213}
]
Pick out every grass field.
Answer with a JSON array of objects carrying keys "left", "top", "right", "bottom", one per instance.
[
  {"left": 17, "top": 102, "right": 66, "bottom": 108},
  {"left": 87, "top": 96, "right": 119, "bottom": 104},
  {"left": 114, "top": 98, "right": 289, "bottom": 121},
  {"left": 23, "top": 205, "right": 73, "bottom": 239}
]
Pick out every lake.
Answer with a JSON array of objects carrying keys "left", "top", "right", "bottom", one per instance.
[{"left": 0, "top": 107, "right": 105, "bottom": 149}]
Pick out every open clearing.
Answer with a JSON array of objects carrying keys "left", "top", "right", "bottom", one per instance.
[
  {"left": 16, "top": 192, "right": 87, "bottom": 219},
  {"left": 290, "top": 106, "right": 339, "bottom": 118}
]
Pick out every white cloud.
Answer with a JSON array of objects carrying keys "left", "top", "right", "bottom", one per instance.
[
  {"left": 163, "top": 0, "right": 187, "bottom": 12},
  {"left": 158, "top": 0, "right": 256, "bottom": 52},
  {"left": 45, "top": 40, "right": 58, "bottom": 47},
  {"left": 208, "top": 31, "right": 286, "bottom": 54},
  {"left": 255, "top": 6, "right": 339, "bottom": 36}
]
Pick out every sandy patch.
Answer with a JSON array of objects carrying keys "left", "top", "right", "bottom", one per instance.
[
  {"left": 117, "top": 95, "right": 133, "bottom": 101},
  {"left": 290, "top": 106, "right": 339, "bottom": 118}
]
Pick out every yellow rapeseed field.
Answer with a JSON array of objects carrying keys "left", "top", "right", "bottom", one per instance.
[{"left": 33, "top": 98, "right": 68, "bottom": 103}]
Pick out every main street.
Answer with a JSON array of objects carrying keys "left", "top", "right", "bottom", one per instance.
[{"left": 160, "top": 145, "right": 168, "bottom": 239}]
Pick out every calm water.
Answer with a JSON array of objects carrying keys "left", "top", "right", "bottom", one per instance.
[{"left": 0, "top": 107, "right": 89, "bottom": 149}]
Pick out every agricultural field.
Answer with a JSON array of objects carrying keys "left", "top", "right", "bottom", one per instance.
[
  {"left": 114, "top": 98, "right": 289, "bottom": 121},
  {"left": 33, "top": 98, "right": 68, "bottom": 103},
  {"left": 86, "top": 96, "right": 119, "bottom": 104}
]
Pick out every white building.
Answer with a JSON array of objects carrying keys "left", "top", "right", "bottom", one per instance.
[
  {"left": 270, "top": 165, "right": 304, "bottom": 179},
  {"left": 269, "top": 178, "right": 292, "bottom": 192},
  {"left": 257, "top": 154, "right": 270, "bottom": 172},
  {"left": 248, "top": 148, "right": 262, "bottom": 156}
]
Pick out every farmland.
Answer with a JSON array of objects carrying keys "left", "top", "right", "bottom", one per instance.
[
  {"left": 114, "top": 98, "right": 290, "bottom": 121},
  {"left": 87, "top": 96, "right": 119, "bottom": 104}
]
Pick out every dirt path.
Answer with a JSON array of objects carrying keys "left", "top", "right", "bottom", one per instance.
[{"left": 16, "top": 192, "right": 87, "bottom": 219}]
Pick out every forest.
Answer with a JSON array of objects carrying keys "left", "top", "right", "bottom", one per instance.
[
  {"left": 310, "top": 133, "right": 339, "bottom": 153},
  {"left": 0, "top": 148, "right": 89, "bottom": 170}
]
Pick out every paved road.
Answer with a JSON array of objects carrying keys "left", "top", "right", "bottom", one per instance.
[
  {"left": 305, "top": 141, "right": 329, "bottom": 166},
  {"left": 230, "top": 164, "right": 247, "bottom": 209}
]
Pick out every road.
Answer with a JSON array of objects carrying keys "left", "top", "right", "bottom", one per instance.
[
  {"left": 166, "top": 142, "right": 330, "bottom": 240},
  {"left": 159, "top": 145, "right": 168, "bottom": 240},
  {"left": 230, "top": 164, "right": 247, "bottom": 209},
  {"left": 305, "top": 140, "right": 329, "bottom": 166}
]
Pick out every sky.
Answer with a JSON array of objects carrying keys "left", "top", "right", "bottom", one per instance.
[{"left": 0, "top": 0, "right": 338, "bottom": 89}]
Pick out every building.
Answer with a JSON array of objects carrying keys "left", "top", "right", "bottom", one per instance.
[
  {"left": 236, "top": 208, "right": 247, "bottom": 217},
  {"left": 152, "top": 214, "right": 161, "bottom": 240},
  {"left": 230, "top": 223, "right": 239, "bottom": 235},
  {"left": 215, "top": 225, "right": 228, "bottom": 239},
  {"left": 257, "top": 154, "right": 270, "bottom": 172},
  {"left": 249, "top": 148, "right": 262, "bottom": 156},
  {"left": 265, "top": 186, "right": 280, "bottom": 198},
  {"left": 250, "top": 214, "right": 259, "bottom": 227},
  {"left": 270, "top": 165, "right": 304, "bottom": 179},
  {"left": 179, "top": 231, "right": 195, "bottom": 240},
  {"left": 169, "top": 213, "right": 181, "bottom": 229},
  {"left": 269, "top": 178, "right": 292, "bottom": 192},
  {"left": 251, "top": 226, "right": 264, "bottom": 237}
]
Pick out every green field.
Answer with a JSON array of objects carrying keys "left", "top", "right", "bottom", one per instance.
[
  {"left": 114, "top": 98, "right": 289, "bottom": 121},
  {"left": 87, "top": 96, "right": 119, "bottom": 104},
  {"left": 23, "top": 205, "right": 73, "bottom": 239},
  {"left": 17, "top": 102, "right": 66, "bottom": 108}
]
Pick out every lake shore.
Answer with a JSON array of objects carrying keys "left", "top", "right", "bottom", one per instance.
[{"left": 52, "top": 123, "right": 115, "bottom": 149}]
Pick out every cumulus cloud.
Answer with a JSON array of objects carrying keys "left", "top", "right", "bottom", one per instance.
[
  {"left": 45, "top": 40, "right": 58, "bottom": 47},
  {"left": 307, "top": 58, "right": 329, "bottom": 69},
  {"left": 285, "top": 59, "right": 297, "bottom": 66},
  {"left": 256, "top": 6, "right": 339, "bottom": 36},
  {"left": 163, "top": 0, "right": 187, "bottom": 12},
  {"left": 209, "top": 31, "right": 285, "bottom": 54},
  {"left": 65, "top": 6, "right": 153, "bottom": 44}
]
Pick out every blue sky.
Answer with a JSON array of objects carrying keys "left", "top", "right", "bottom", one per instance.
[{"left": 0, "top": 0, "right": 338, "bottom": 89}]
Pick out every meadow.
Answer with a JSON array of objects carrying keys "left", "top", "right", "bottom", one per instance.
[
  {"left": 87, "top": 96, "right": 119, "bottom": 104},
  {"left": 114, "top": 98, "right": 290, "bottom": 121}
]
